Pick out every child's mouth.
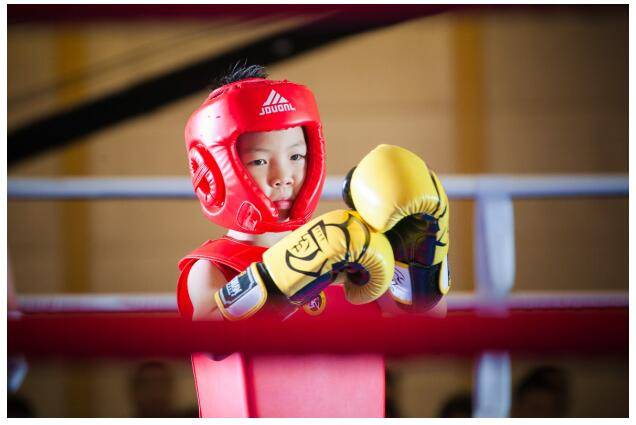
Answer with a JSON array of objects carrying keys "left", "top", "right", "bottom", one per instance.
[{"left": 273, "top": 200, "right": 292, "bottom": 210}]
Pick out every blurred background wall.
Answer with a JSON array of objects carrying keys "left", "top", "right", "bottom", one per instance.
[{"left": 7, "top": 5, "right": 627, "bottom": 417}]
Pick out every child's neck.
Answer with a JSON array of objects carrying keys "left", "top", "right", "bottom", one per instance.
[{"left": 226, "top": 229, "right": 291, "bottom": 248}]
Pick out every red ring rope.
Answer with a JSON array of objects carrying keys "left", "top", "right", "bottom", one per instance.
[{"left": 8, "top": 309, "right": 627, "bottom": 358}]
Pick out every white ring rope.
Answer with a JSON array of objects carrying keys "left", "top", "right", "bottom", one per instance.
[
  {"left": 16, "top": 291, "right": 628, "bottom": 314},
  {"left": 7, "top": 174, "right": 628, "bottom": 200}
]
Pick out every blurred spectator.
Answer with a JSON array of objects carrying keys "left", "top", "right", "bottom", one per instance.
[
  {"left": 129, "top": 361, "right": 176, "bottom": 417},
  {"left": 512, "top": 366, "right": 570, "bottom": 418},
  {"left": 174, "top": 405, "right": 199, "bottom": 418},
  {"left": 8, "top": 394, "right": 35, "bottom": 417},
  {"left": 438, "top": 392, "right": 472, "bottom": 418},
  {"left": 385, "top": 369, "right": 401, "bottom": 417}
]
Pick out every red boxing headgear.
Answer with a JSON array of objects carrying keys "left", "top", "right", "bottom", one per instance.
[{"left": 184, "top": 78, "right": 326, "bottom": 234}]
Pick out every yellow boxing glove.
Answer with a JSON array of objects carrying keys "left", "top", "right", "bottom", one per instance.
[
  {"left": 342, "top": 144, "right": 450, "bottom": 311},
  {"left": 214, "top": 209, "right": 394, "bottom": 321}
]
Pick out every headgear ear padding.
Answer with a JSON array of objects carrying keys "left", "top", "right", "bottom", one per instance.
[
  {"left": 188, "top": 144, "right": 225, "bottom": 214},
  {"left": 184, "top": 78, "right": 326, "bottom": 234}
]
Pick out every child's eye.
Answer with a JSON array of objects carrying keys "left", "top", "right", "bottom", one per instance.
[
  {"left": 250, "top": 159, "right": 267, "bottom": 166},
  {"left": 290, "top": 154, "right": 306, "bottom": 161}
]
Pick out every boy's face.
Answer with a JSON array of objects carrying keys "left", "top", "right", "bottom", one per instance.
[{"left": 237, "top": 126, "right": 307, "bottom": 221}]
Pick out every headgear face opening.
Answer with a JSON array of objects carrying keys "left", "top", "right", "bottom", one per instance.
[{"left": 185, "top": 78, "right": 326, "bottom": 234}]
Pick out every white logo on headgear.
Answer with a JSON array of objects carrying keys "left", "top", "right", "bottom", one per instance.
[{"left": 259, "top": 89, "right": 296, "bottom": 116}]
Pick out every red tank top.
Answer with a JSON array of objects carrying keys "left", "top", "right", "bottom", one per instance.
[{"left": 177, "top": 236, "right": 385, "bottom": 417}]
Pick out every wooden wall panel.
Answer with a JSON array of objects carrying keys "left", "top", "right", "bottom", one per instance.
[{"left": 8, "top": 7, "right": 627, "bottom": 417}]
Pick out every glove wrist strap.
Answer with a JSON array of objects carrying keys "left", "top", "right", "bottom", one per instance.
[
  {"left": 390, "top": 261, "right": 445, "bottom": 312},
  {"left": 215, "top": 263, "right": 301, "bottom": 321}
]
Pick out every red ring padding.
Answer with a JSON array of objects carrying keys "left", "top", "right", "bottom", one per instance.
[{"left": 8, "top": 309, "right": 627, "bottom": 358}]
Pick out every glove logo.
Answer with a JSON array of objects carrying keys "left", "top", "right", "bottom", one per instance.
[
  {"left": 390, "top": 262, "right": 412, "bottom": 305},
  {"left": 226, "top": 279, "right": 242, "bottom": 298},
  {"left": 285, "top": 213, "right": 370, "bottom": 279},
  {"left": 218, "top": 267, "right": 260, "bottom": 308},
  {"left": 259, "top": 89, "right": 296, "bottom": 116},
  {"left": 393, "top": 267, "right": 407, "bottom": 287},
  {"left": 285, "top": 221, "right": 329, "bottom": 278},
  {"left": 302, "top": 291, "right": 327, "bottom": 316}
]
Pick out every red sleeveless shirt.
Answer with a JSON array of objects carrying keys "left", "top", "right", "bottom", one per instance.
[{"left": 177, "top": 236, "right": 385, "bottom": 417}]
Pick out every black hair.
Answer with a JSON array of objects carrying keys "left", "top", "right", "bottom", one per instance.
[{"left": 212, "top": 62, "right": 268, "bottom": 90}]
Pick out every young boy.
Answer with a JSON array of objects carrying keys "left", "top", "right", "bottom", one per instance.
[{"left": 177, "top": 65, "right": 449, "bottom": 417}]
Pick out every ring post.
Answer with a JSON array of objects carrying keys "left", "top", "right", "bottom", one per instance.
[{"left": 472, "top": 177, "right": 516, "bottom": 417}]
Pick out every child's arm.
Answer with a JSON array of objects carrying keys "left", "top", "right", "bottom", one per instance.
[{"left": 187, "top": 259, "right": 226, "bottom": 320}]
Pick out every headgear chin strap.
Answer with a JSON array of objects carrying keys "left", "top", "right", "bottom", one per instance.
[{"left": 185, "top": 78, "right": 326, "bottom": 234}]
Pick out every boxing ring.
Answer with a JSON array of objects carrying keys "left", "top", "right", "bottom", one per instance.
[{"left": 7, "top": 173, "right": 629, "bottom": 417}]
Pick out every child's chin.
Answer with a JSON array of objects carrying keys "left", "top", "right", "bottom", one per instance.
[{"left": 277, "top": 210, "right": 291, "bottom": 221}]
